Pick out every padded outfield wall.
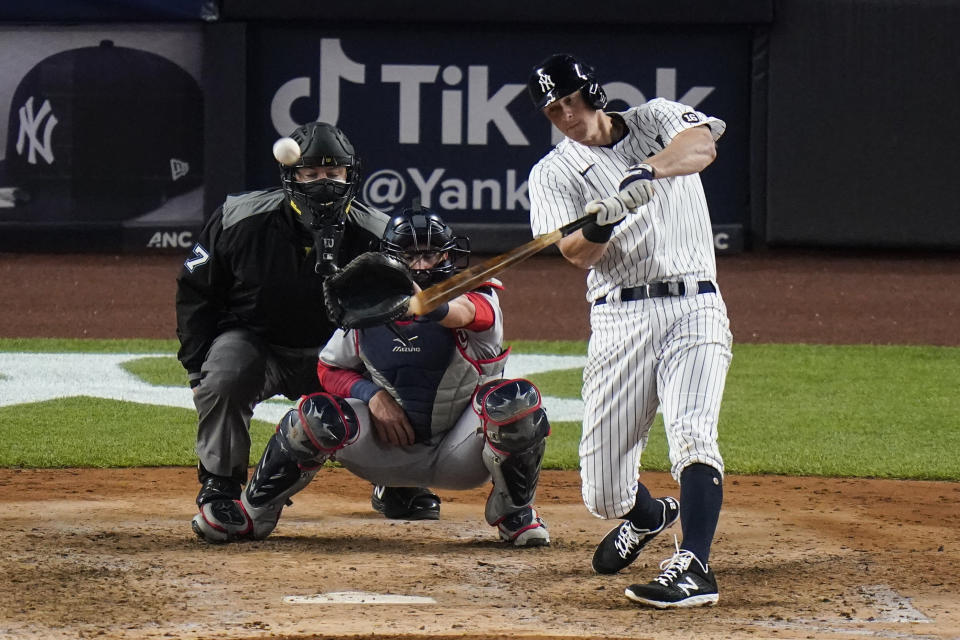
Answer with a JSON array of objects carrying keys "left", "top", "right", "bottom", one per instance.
[{"left": 763, "top": 0, "right": 960, "bottom": 249}]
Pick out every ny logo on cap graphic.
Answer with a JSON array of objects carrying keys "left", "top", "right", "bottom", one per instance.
[
  {"left": 538, "top": 71, "right": 555, "bottom": 93},
  {"left": 16, "top": 96, "right": 58, "bottom": 165}
]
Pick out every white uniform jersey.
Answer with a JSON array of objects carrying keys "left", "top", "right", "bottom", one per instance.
[
  {"left": 528, "top": 98, "right": 726, "bottom": 302},
  {"left": 527, "top": 97, "right": 732, "bottom": 521}
]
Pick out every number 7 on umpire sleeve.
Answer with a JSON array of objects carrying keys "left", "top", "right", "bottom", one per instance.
[{"left": 184, "top": 244, "right": 210, "bottom": 273}]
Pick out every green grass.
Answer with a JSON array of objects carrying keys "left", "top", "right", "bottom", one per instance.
[
  {"left": 0, "top": 397, "right": 275, "bottom": 467},
  {"left": 534, "top": 344, "right": 960, "bottom": 479},
  {"left": 2, "top": 340, "right": 959, "bottom": 480},
  {"left": 122, "top": 356, "right": 189, "bottom": 386},
  {"left": 0, "top": 337, "right": 179, "bottom": 353}
]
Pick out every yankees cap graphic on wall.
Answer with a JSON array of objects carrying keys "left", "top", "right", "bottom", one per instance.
[{"left": 0, "top": 40, "right": 203, "bottom": 223}]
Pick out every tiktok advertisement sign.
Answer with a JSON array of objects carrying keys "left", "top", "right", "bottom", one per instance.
[{"left": 247, "top": 26, "right": 750, "bottom": 247}]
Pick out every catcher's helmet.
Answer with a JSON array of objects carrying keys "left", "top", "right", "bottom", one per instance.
[
  {"left": 527, "top": 53, "right": 607, "bottom": 111},
  {"left": 279, "top": 122, "right": 362, "bottom": 231},
  {"left": 380, "top": 207, "right": 470, "bottom": 288}
]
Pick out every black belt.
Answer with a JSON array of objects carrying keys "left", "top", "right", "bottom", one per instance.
[{"left": 593, "top": 280, "right": 716, "bottom": 306}]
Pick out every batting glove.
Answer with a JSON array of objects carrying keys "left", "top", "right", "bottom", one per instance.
[
  {"left": 585, "top": 195, "right": 628, "bottom": 226},
  {"left": 618, "top": 163, "right": 656, "bottom": 210}
]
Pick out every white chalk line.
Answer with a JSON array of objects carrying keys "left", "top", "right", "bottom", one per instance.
[
  {"left": 0, "top": 352, "right": 587, "bottom": 423},
  {"left": 744, "top": 583, "right": 937, "bottom": 640},
  {"left": 283, "top": 591, "right": 436, "bottom": 604}
]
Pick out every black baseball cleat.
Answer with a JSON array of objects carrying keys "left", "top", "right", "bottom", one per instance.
[
  {"left": 592, "top": 496, "right": 679, "bottom": 574},
  {"left": 371, "top": 485, "right": 441, "bottom": 520},
  {"left": 624, "top": 541, "right": 719, "bottom": 609}
]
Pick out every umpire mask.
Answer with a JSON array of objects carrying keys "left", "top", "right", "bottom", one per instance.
[{"left": 279, "top": 122, "right": 362, "bottom": 271}]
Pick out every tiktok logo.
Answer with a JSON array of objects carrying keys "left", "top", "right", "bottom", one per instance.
[{"left": 16, "top": 96, "right": 58, "bottom": 165}]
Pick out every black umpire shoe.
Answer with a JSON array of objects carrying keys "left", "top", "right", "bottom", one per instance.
[
  {"left": 592, "top": 496, "right": 679, "bottom": 574},
  {"left": 371, "top": 485, "right": 441, "bottom": 520},
  {"left": 195, "top": 475, "right": 242, "bottom": 509},
  {"left": 624, "top": 543, "right": 719, "bottom": 609}
]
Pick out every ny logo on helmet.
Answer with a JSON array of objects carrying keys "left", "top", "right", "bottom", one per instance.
[
  {"left": 537, "top": 71, "right": 555, "bottom": 93},
  {"left": 16, "top": 96, "right": 58, "bottom": 165}
]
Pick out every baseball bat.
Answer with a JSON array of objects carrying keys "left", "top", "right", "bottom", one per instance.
[{"left": 407, "top": 214, "right": 594, "bottom": 316}]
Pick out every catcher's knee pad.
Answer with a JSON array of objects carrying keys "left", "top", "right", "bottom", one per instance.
[
  {"left": 241, "top": 393, "right": 359, "bottom": 538},
  {"left": 474, "top": 379, "right": 550, "bottom": 525},
  {"left": 276, "top": 392, "right": 360, "bottom": 463}
]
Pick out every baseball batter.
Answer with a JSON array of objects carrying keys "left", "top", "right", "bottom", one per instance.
[{"left": 526, "top": 53, "right": 733, "bottom": 608}]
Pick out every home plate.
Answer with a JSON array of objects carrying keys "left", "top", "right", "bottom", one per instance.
[{"left": 283, "top": 591, "right": 437, "bottom": 604}]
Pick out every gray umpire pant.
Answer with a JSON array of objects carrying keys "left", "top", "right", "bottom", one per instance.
[{"left": 193, "top": 328, "right": 323, "bottom": 481}]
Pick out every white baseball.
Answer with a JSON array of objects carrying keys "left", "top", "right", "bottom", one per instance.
[{"left": 272, "top": 137, "right": 301, "bottom": 165}]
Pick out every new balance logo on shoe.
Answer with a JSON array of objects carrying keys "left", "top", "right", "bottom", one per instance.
[
  {"left": 676, "top": 576, "right": 700, "bottom": 597},
  {"left": 624, "top": 538, "right": 719, "bottom": 609}
]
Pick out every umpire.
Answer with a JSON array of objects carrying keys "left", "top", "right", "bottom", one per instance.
[{"left": 175, "top": 122, "right": 390, "bottom": 518}]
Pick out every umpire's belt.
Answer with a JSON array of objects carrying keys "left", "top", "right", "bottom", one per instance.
[{"left": 593, "top": 281, "right": 716, "bottom": 306}]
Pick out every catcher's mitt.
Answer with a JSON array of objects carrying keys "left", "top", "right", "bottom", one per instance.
[{"left": 323, "top": 252, "right": 415, "bottom": 329}]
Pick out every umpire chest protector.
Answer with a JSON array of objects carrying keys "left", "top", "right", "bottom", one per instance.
[{"left": 357, "top": 321, "right": 505, "bottom": 442}]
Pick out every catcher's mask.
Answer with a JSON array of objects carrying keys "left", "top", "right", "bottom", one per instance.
[
  {"left": 527, "top": 53, "right": 607, "bottom": 111},
  {"left": 279, "top": 121, "right": 361, "bottom": 231},
  {"left": 380, "top": 207, "right": 470, "bottom": 288}
]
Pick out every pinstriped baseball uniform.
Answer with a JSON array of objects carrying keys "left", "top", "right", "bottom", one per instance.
[{"left": 528, "top": 98, "right": 733, "bottom": 519}]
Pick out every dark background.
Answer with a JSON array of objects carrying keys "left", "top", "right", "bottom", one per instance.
[{"left": 1, "top": 0, "right": 958, "bottom": 253}]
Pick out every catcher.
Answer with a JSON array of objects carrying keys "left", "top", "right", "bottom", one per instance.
[{"left": 192, "top": 207, "right": 552, "bottom": 547}]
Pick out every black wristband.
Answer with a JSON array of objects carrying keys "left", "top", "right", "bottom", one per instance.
[
  {"left": 581, "top": 220, "right": 615, "bottom": 243},
  {"left": 423, "top": 302, "right": 450, "bottom": 321}
]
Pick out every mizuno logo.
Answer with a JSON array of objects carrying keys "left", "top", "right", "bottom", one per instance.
[
  {"left": 676, "top": 577, "right": 699, "bottom": 596},
  {"left": 16, "top": 96, "right": 58, "bottom": 165},
  {"left": 392, "top": 335, "right": 421, "bottom": 352}
]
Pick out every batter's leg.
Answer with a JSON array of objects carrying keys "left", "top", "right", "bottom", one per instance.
[
  {"left": 657, "top": 304, "right": 731, "bottom": 565},
  {"left": 580, "top": 304, "right": 660, "bottom": 520}
]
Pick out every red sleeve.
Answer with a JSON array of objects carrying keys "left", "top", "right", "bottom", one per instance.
[
  {"left": 317, "top": 360, "right": 365, "bottom": 397},
  {"left": 464, "top": 292, "right": 495, "bottom": 332}
]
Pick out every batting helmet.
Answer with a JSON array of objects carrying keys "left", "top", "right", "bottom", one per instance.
[
  {"left": 527, "top": 53, "right": 607, "bottom": 111},
  {"left": 380, "top": 206, "right": 470, "bottom": 288},
  {"left": 279, "top": 122, "right": 362, "bottom": 231}
]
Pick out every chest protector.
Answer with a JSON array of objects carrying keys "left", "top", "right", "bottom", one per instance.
[{"left": 357, "top": 320, "right": 506, "bottom": 443}]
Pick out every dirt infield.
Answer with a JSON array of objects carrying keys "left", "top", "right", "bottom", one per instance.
[{"left": 1, "top": 250, "right": 959, "bottom": 640}]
